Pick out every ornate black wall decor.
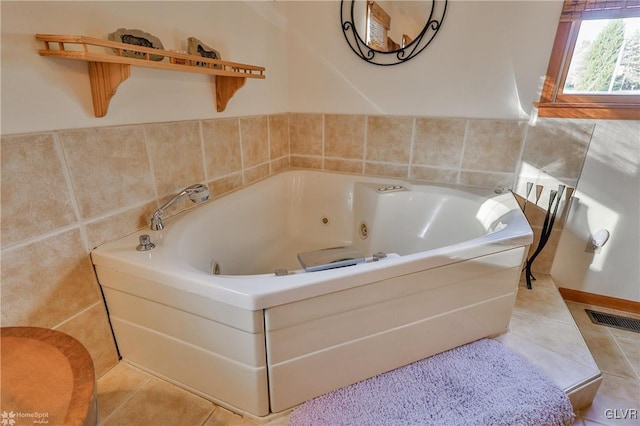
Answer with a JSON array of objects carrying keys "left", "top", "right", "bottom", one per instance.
[{"left": 340, "top": 0, "right": 447, "bottom": 66}]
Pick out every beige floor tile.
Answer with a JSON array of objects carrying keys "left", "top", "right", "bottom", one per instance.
[
  {"left": 608, "top": 323, "right": 640, "bottom": 344},
  {"left": 609, "top": 329, "right": 640, "bottom": 345},
  {"left": 579, "top": 326, "right": 637, "bottom": 380},
  {"left": 496, "top": 331, "right": 599, "bottom": 392},
  {"left": 97, "top": 362, "right": 152, "bottom": 423},
  {"left": 565, "top": 302, "right": 604, "bottom": 333},
  {"left": 579, "top": 373, "right": 640, "bottom": 425},
  {"left": 507, "top": 312, "right": 598, "bottom": 368},
  {"left": 565, "top": 302, "right": 639, "bottom": 376},
  {"left": 568, "top": 377, "right": 603, "bottom": 414},
  {"left": 566, "top": 302, "right": 640, "bottom": 341},
  {"left": 56, "top": 303, "right": 119, "bottom": 377},
  {"left": 100, "top": 377, "right": 214, "bottom": 426},
  {"left": 263, "top": 414, "right": 291, "bottom": 426},
  {"left": 514, "top": 281, "right": 575, "bottom": 324},
  {"left": 616, "top": 337, "right": 640, "bottom": 380},
  {"left": 203, "top": 406, "right": 258, "bottom": 426}
]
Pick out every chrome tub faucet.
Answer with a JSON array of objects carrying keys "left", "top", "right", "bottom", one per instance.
[{"left": 150, "top": 183, "right": 210, "bottom": 231}]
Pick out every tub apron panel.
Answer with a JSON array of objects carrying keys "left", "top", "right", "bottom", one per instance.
[{"left": 265, "top": 246, "right": 526, "bottom": 412}]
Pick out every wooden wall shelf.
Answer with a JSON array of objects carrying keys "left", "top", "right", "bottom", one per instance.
[{"left": 35, "top": 34, "right": 266, "bottom": 116}]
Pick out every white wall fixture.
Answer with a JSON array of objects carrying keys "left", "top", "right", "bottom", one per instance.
[{"left": 590, "top": 229, "right": 610, "bottom": 249}]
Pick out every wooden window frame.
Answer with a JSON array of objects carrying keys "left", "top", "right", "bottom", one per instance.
[
  {"left": 366, "top": 1, "right": 391, "bottom": 52},
  {"left": 535, "top": 1, "right": 640, "bottom": 119}
]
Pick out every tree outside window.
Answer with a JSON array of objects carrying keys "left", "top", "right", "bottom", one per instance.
[
  {"left": 565, "top": 18, "right": 640, "bottom": 94},
  {"left": 535, "top": 1, "right": 640, "bottom": 120}
]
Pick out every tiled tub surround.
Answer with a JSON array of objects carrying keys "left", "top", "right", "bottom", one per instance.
[
  {"left": 288, "top": 114, "right": 594, "bottom": 275},
  {"left": 0, "top": 114, "right": 290, "bottom": 377},
  {"left": 0, "top": 112, "right": 611, "bottom": 381}
]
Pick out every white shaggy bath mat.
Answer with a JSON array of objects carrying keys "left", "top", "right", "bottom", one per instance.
[{"left": 288, "top": 338, "right": 575, "bottom": 426}]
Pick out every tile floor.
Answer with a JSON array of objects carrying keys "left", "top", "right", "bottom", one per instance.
[
  {"left": 563, "top": 301, "right": 639, "bottom": 425},
  {"left": 96, "top": 274, "right": 639, "bottom": 425}
]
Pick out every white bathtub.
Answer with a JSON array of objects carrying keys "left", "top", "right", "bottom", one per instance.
[{"left": 91, "top": 170, "right": 533, "bottom": 418}]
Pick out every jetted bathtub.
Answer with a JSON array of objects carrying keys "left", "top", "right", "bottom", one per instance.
[{"left": 91, "top": 170, "right": 533, "bottom": 418}]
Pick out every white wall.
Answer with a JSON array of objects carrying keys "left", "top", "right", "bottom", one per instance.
[
  {"left": 551, "top": 120, "right": 640, "bottom": 302},
  {"left": 2, "top": 1, "right": 563, "bottom": 134},
  {"left": 1, "top": 1, "right": 289, "bottom": 134},
  {"left": 285, "top": 1, "right": 563, "bottom": 119}
]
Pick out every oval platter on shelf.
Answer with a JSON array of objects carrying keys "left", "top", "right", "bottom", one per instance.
[{"left": 108, "top": 28, "right": 164, "bottom": 61}]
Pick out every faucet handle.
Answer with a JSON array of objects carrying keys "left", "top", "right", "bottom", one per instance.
[{"left": 136, "top": 234, "right": 156, "bottom": 251}]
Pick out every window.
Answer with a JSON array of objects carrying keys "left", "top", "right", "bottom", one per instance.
[
  {"left": 535, "top": 0, "right": 640, "bottom": 119},
  {"left": 366, "top": 1, "right": 391, "bottom": 52}
]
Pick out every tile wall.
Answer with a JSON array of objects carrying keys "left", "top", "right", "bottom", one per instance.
[
  {"left": 289, "top": 113, "right": 594, "bottom": 275},
  {"left": 1, "top": 112, "right": 597, "bottom": 376},
  {"left": 0, "top": 114, "right": 290, "bottom": 376}
]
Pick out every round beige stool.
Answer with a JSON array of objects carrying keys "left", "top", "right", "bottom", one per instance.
[{"left": 1, "top": 327, "right": 97, "bottom": 426}]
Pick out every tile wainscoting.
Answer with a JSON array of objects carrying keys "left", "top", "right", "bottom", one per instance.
[{"left": 1, "top": 113, "right": 614, "bottom": 377}]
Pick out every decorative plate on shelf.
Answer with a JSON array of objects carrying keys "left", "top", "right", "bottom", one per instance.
[
  {"left": 108, "top": 28, "right": 164, "bottom": 61},
  {"left": 187, "top": 37, "right": 222, "bottom": 70}
]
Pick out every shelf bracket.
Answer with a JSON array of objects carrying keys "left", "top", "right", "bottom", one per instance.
[
  {"left": 87, "top": 62, "right": 131, "bottom": 117},
  {"left": 215, "top": 75, "right": 247, "bottom": 112}
]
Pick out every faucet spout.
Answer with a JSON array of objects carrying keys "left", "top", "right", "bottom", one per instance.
[{"left": 150, "top": 183, "right": 210, "bottom": 231}]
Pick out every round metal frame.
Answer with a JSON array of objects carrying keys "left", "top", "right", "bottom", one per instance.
[{"left": 340, "top": 0, "right": 447, "bottom": 66}]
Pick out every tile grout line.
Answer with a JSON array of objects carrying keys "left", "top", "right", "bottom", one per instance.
[
  {"left": 456, "top": 120, "right": 470, "bottom": 185},
  {"left": 198, "top": 120, "right": 209, "bottom": 182},
  {"left": 407, "top": 117, "right": 416, "bottom": 179},
  {"left": 200, "top": 409, "right": 215, "bottom": 426},
  {"left": 51, "top": 131, "right": 89, "bottom": 251},
  {"left": 142, "top": 125, "right": 160, "bottom": 204},
  {"left": 362, "top": 115, "right": 368, "bottom": 175},
  {"left": 238, "top": 117, "right": 246, "bottom": 187},
  {"left": 266, "top": 115, "right": 272, "bottom": 175},
  {"left": 606, "top": 327, "right": 640, "bottom": 381},
  {"left": 97, "top": 373, "right": 154, "bottom": 425}
]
